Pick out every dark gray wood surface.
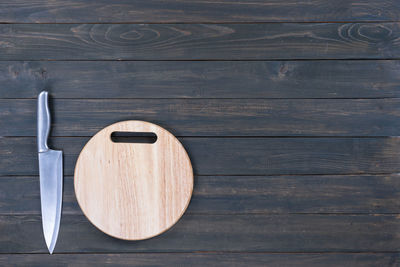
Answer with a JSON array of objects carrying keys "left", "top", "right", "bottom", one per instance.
[
  {"left": 1, "top": 0, "right": 400, "bottom": 23},
  {"left": 3, "top": 137, "right": 400, "bottom": 175},
  {"left": 1, "top": 214, "right": 400, "bottom": 253},
  {"left": 2, "top": 61, "right": 400, "bottom": 99},
  {"left": 1, "top": 1, "right": 399, "bottom": 266},
  {"left": 1, "top": 23, "right": 400, "bottom": 60},
  {"left": 2, "top": 174, "right": 400, "bottom": 215},
  {"left": 2, "top": 99, "right": 400, "bottom": 136},
  {"left": 1, "top": 253, "right": 398, "bottom": 267}
]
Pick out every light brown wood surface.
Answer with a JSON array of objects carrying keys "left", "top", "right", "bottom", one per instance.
[{"left": 74, "top": 120, "right": 193, "bottom": 240}]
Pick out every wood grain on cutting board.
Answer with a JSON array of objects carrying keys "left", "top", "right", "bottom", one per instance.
[{"left": 74, "top": 121, "right": 193, "bottom": 240}]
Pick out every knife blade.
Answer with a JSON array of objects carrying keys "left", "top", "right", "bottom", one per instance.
[{"left": 37, "top": 91, "right": 63, "bottom": 254}]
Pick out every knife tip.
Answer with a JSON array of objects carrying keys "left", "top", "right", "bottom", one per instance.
[
  {"left": 47, "top": 242, "right": 55, "bottom": 254},
  {"left": 44, "top": 232, "right": 57, "bottom": 254}
]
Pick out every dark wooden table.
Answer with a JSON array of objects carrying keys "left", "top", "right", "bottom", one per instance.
[{"left": 1, "top": 1, "right": 400, "bottom": 266}]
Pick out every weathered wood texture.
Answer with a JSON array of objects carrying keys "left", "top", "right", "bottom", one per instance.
[
  {"left": 0, "top": 214, "right": 399, "bottom": 253},
  {"left": 1, "top": 1, "right": 400, "bottom": 23},
  {"left": 1, "top": 253, "right": 398, "bottom": 267},
  {"left": 2, "top": 60, "right": 400, "bottom": 99},
  {"left": 2, "top": 1, "right": 400, "bottom": 265},
  {"left": 2, "top": 99, "right": 400, "bottom": 137},
  {"left": 1, "top": 137, "right": 399, "bottom": 176},
  {"left": 1, "top": 174, "right": 400, "bottom": 215},
  {"left": 1, "top": 23, "right": 400, "bottom": 60}
]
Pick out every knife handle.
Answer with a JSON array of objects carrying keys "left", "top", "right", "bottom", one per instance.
[{"left": 37, "top": 91, "right": 50, "bottom": 152}]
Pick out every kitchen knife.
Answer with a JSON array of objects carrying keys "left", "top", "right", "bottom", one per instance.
[{"left": 37, "top": 91, "right": 63, "bottom": 254}]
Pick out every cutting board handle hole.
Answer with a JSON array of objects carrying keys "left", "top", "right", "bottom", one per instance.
[{"left": 110, "top": 132, "right": 157, "bottom": 144}]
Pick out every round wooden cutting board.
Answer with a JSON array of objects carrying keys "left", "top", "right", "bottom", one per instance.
[{"left": 74, "top": 121, "right": 193, "bottom": 240}]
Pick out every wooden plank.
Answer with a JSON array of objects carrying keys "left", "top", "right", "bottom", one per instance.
[
  {"left": 1, "top": 137, "right": 399, "bottom": 176},
  {"left": 2, "top": 99, "right": 400, "bottom": 137},
  {"left": 2, "top": 60, "right": 400, "bottom": 99},
  {"left": 0, "top": 214, "right": 398, "bottom": 253},
  {"left": 2, "top": 174, "right": 400, "bottom": 215},
  {"left": 0, "top": 252, "right": 398, "bottom": 267},
  {"left": 0, "top": 1, "right": 399, "bottom": 23},
  {"left": 187, "top": 174, "right": 400, "bottom": 214},
  {"left": 1, "top": 23, "right": 400, "bottom": 60}
]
